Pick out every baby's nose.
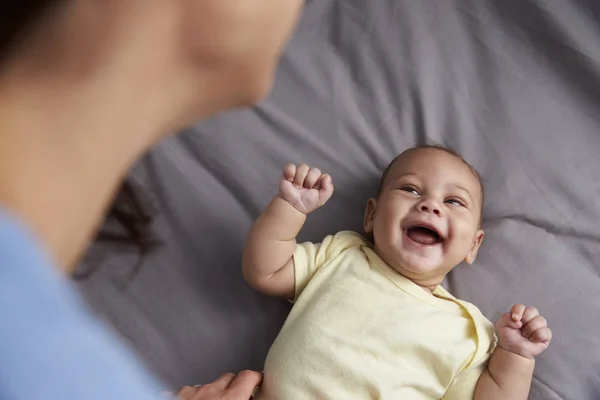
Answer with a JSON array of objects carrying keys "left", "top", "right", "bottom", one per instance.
[{"left": 420, "top": 201, "right": 441, "bottom": 216}]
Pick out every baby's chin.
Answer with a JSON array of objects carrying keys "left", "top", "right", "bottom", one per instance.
[
  {"left": 395, "top": 261, "right": 441, "bottom": 277},
  {"left": 388, "top": 253, "right": 452, "bottom": 281},
  {"left": 373, "top": 241, "right": 454, "bottom": 280}
]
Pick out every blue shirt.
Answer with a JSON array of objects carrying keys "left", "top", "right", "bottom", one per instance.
[{"left": 0, "top": 209, "right": 165, "bottom": 400}]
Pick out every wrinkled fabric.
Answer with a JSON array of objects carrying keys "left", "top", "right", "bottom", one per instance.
[{"left": 77, "top": 2, "right": 599, "bottom": 399}]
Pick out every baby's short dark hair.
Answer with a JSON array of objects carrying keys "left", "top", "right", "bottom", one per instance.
[{"left": 376, "top": 144, "right": 485, "bottom": 219}]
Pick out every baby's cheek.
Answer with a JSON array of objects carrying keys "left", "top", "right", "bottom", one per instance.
[
  {"left": 451, "top": 227, "right": 476, "bottom": 250},
  {"left": 456, "top": 218, "right": 477, "bottom": 236}
]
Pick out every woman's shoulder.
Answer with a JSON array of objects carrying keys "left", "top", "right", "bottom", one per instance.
[{"left": 0, "top": 208, "right": 165, "bottom": 400}]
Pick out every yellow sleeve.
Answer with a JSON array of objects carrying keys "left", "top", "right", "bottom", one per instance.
[
  {"left": 441, "top": 361, "right": 487, "bottom": 400},
  {"left": 292, "top": 231, "right": 366, "bottom": 301},
  {"left": 442, "top": 306, "right": 496, "bottom": 400},
  {"left": 292, "top": 235, "right": 335, "bottom": 301}
]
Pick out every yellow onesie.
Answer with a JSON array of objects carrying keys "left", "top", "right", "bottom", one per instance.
[{"left": 255, "top": 231, "right": 496, "bottom": 400}]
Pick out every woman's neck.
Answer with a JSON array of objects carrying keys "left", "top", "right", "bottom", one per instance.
[{"left": 0, "top": 70, "right": 165, "bottom": 272}]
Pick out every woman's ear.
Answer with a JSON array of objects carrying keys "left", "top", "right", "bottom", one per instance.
[
  {"left": 464, "top": 229, "right": 484, "bottom": 265},
  {"left": 363, "top": 198, "right": 377, "bottom": 234}
]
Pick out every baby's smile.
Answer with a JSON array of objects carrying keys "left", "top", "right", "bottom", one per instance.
[
  {"left": 404, "top": 221, "right": 445, "bottom": 246},
  {"left": 406, "top": 226, "right": 442, "bottom": 245}
]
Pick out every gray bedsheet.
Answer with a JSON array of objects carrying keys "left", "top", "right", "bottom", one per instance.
[{"left": 76, "top": 1, "right": 599, "bottom": 399}]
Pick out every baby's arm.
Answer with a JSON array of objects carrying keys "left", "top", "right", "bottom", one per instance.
[
  {"left": 242, "top": 164, "right": 333, "bottom": 298},
  {"left": 475, "top": 304, "right": 552, "bottom": 400},
  {"left": 475, "top": 347, "right": 535, "bottom": 399}
]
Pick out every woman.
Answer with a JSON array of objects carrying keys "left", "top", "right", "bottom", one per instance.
[{"left": 0, "top": 1, "right": 304, "bottom": 399}]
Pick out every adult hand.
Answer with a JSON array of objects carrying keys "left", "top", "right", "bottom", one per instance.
[{"left": 174, "top": 371, "right": 262, "bottom": 400}]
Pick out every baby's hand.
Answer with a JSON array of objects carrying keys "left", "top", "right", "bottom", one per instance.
[
  {"left": 279, "top": 163, "right": 334, "bottom": 214},
  {"left": 496, "top": 304, "right": 552, "bottom": 360}
]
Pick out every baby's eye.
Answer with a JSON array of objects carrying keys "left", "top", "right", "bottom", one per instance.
[
  {"left": 400, "top": 185, "right": 420, "bottom": 195},
  {"left": 445, "top": 198, "right": 465, "bottom": 207}
]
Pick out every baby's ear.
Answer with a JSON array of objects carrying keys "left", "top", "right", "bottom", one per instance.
[
  {"left": 464, "top": 229, "right": 484, "bottom": 265},
  {"left": 363, "top": 198, "right": 377, "bottom": 234}
]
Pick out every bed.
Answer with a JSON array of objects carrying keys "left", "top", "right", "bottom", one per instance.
[{"left": 76, "top": 1, "right": 599, "bottom": 399}]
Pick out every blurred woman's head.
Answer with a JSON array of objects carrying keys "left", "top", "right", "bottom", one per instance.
[
  {"left": 0, "top": 1, "right": 304, "bottom": 269},
  {"left": 0, "top": 0, "right": 303, "bottom": 132}
]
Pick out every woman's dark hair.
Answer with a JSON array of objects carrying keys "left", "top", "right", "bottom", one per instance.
[
  {"left": 74, "top": 179, "right": 160, "bottom": 281},
  {"left": 2, "top": 2, "right": 160, "bottom": 280},
  {"left": 0, "top": 2, "right": 57, "bottom": 60}
]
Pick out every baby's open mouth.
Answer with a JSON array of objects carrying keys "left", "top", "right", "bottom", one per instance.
[{"left": 406, "top": 225, "right": 443, "bottom": 245}]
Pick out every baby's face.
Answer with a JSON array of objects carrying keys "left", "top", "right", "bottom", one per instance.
[{"left": 364, "top": 148, "right": 484, "bottom": 287}]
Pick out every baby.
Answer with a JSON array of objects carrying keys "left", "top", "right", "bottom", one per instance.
[{"left": 243, "top": 145, "right": 552, "bottom": 399}]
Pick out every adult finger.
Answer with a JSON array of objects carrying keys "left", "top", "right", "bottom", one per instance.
[
  {"left": 209, "top": 373, "right": 237, "bottom": 391},
  {"left": 176, "top": 386, "right": 199, "bottom": 399},
  {"left": 227, "top": 370, "right": 263, "bottom": 397}
]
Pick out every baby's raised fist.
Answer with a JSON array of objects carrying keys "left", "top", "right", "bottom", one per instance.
[
  {"left": 496, "top": 304, "right": 552, "bottom": 360},
  {"left": 279, "top": 163, "right": 334, "bottom": 214}
]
